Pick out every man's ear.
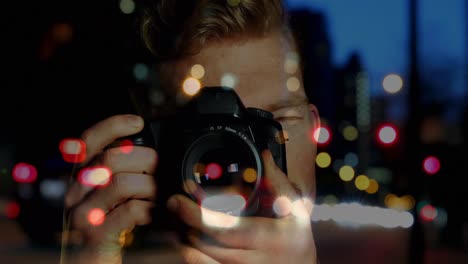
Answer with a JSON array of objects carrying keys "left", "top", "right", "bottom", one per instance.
[{"left": 308, "top": 104, "right": 320, "bottom": 130}]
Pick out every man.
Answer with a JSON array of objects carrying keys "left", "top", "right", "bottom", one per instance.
[{"left": 64, "top": 0, "right": 320, "bottom": 263}]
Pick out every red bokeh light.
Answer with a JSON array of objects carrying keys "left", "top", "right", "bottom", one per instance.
[
  {"left": 5, "top": 201, "right": 21, "bottom": 219},
  {"left": 12, "top": 162, "right": 38, "bottom": 183},
  {"left": 87, "top": 208, "right": 106, "bottom": 226},
  {"left": 59, "top": 138, "right": 86, "bottom": 163},
  {"left": 206, "top": 163, "right": 223, "bottom": 180},
  {"left": 376, "top": 123, "right": 398, "bottom": 146},
  {"left": 423, "top": 156, "right": 441, "bottom": 175},
  {"left": 311, "top": 126, "right": 332, "bottom": 146},
  {"left": 420, "top": 204, "right": 437, "bottom": 222},
  {"left": 119, "top": 139, "right": 134, "bottom": 154}
]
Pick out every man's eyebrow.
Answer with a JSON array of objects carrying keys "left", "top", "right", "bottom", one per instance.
[{"left": 265, "top": 95, "right": 309, "bottom": 112}]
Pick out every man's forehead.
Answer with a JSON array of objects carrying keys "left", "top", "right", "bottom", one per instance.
[{"left": 173, "top": 33, "right": 306, "bottom": 110}]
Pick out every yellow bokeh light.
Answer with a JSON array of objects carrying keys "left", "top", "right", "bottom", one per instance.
[
  {"left": 183, "top": 77, "right": 201, "bottom": 96},
  {"left": 286, "top": 77, "right": 301, "bottom": 92},
  {"left": 385, "top": 194, "right": 415, "bottom": 211},
  {"left": 355, "top": 175, "right": 370, "bottom": 190},
  {"left": 191, "top": 64, "right": 205, "bottom": 79},
  {"left": 339, "top": 165, "right": 355, "bottom": 181},
  {"left": 365, "top": 179, "right": 379, "bottom": 194},
  {"left": 383, "top": 74, "right": 403, "bottom": 94},
  {"left": 343, "top": 125, "right": 359, "bottom": 141},
  {"left": 243, "top": 168, "right": 257, "bottom": 183},
  {"left": 316, "top": 152, "right": 332, "bottom": 168}
]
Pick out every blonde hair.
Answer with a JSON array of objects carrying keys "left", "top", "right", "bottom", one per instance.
[{"left": 140, "top": 0, "right": 288, "bottom": 62}]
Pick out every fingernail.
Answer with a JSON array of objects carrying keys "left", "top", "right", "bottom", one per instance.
[
  {"left": 167, "top": 196, "right": 179, "bottom": 211},
  {"left": 126, "top": 115, "right": 143, "bottom": 128}
]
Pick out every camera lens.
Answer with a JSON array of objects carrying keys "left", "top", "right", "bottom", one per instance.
[{"left": 182, "top": 131, "right": 261, "bottom": 206}]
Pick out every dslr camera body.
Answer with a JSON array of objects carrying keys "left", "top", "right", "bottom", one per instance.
[{"left": 115, "top": 87, "right": 287, "bottom": 233}]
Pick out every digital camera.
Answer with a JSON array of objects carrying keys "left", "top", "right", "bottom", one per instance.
[{"left": 111, "top": 87, "right": 287, "bottom": 234}]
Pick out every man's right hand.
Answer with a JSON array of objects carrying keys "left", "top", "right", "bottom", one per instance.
[{"left": 64, "top": 114, "right": 158, "bottom": 263}]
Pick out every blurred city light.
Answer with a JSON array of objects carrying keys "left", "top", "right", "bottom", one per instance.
[
  {"left": 59, "top": 138, "right": 86, "bottom": 163},
  {"left": 205, "top": 163, "right": 222, "bottom": 180},
  {"left": 312, "top": 202, "right": 414, "bottom": 228},
  {"left": 339, "top": 165, "right": 355, "bottom": 181},
  {"left": 312, "top": 126, "right": 332, "bottom": 145},
  {"left": 133, "top": 63, "right": 149, "bottom": 81},
  {"left": 287, "top": 77, "right": 301, "bottom": 92},
  {"left": 316, "top": 152, "right": 332, "bottom": 168},
  {"left": 182, "top": 77, "right": 202, "bottom": 96},
  {"left": 221, "top": 73, "right": 238, "bottom": 88},
  {"left": 342, "top": 125, "right": 359, "bottom": 141},
  {"left": 420, "top": 204, "right": 437, "bottom": 222},
  {"left": 191, "top": 64, "right": 205, "bottom": 79},
  {"left": 382, "top": 73, "right": 404, "bottom": 94},
  {"left": 242, "top": 168, "right": 257, "bottom": 183},
  {"left": 87, "top": 208, "right": 106, "bottom": 226},
  {"left": 12, "top": 162, "right": 38, "bottom": 184},
  {"left": 5, "top": 201, "right": 21, "bottom": 219},
  {"left": 376, "top": 124, "right": 398, "bottom": 146},
  {"left": 273, "top": 196, "right": 292, "bottom": 217},
  {"left": 39, "top": 179, "right": 66, "bottom": 200},
  {"left": 119, "top": 139, "right": 134, "bottom": 154},
  {"left": 119, "top": 0, "right": 135, "bottom": 14},
  {"left": 365, "top": 179, "right": 379, "bottom": 194},
  {"left": 354, "top": 175, "right": 370, "bottom": 190},
  {"left": 78, "top": 166, "right": 112, "bottom": 188},
  {"left": 422, "top": 156, "right": 441, "bottom": 175}
]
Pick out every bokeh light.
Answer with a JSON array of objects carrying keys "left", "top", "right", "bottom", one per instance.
[
  {"left": 133, "top": 63, "right": 149, "bottom": 81},
  {"left": 273, "top": 196, "right": 292, "bottom": 217},
  {"left": 12, "top": 162, "right": 38, "bottom": 183},
  {"left": 78, "top": 166, "right": 112, "bottom": 188},
  {"left": 344, "top": 152, "right": 359, "bottom": 167},
  {"left": 191, "top": 64, "right": 205, "bottom": 79},
  {"left": 286, "top": 77, "right": 301, "bottom": 92},
  {"left": 316, "top": 152, "right": 332, "bottom": 168},
  {"left": 343, "top": 125, "right": 359, "bottom": 141},
  {"left": 420, "top": 204, "right": 437, "bottom": 222},
  {"left": 119, "top": 139, "right": 134, "bottom": 154},
  {"left": 365, "top": 179, "right": 379, "bottom": 194},
  {"left": 376, "top": 124, "right": 398, "bottom": 146},
  {"left": 221, "top": 73, "right": 238, "bottom": 88},
  {"left": 312, "top": 126, "right": 332, "bottom": 145},
  {"left": 243, "top": 168, "right": 257, "bottom": 183},
  {"left": 422, "top": 156, "right": 441, "bottom": 175},
  {"left": 354, "top": 175, "right": 370, "bottom": 190},
  {"left": 339, "top": 165, "right": 355, "bottom": 181},
  {"left": 59, "top": 138, "right": 86, "bottom": 163},
  {"left": 5, "top": 201, "right": 21, "bottom": 219},
  {"left": 119, "top": 0, "right": 135, "bottom": 14},
  {"left": 183, "top": 77, "right": 202, "bottom": 96},
  {"left": 87, "top": 208, "right": 106, "bottom": 226},
  {"left": 206, "top": 163, "right": 222, "bottom": 180},
  {"left": 382, "top": 74, "right": 403, "bottom": 94},
  {"left": 385, "top": 194, "right": 415, "bottom": 211}
]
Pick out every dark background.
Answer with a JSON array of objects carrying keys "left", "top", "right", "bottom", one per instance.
[{"left": 1, "top": 0, "right": 467, "bottom": 263}]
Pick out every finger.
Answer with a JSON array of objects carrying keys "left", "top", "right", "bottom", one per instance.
[
  {"left": 179, "top": 245, "right": 221, "bottom": 264},
  {"left": 69, "top": 173, "right": 156, "bottom": 219},
  {"left": 81, "top": 114, "right": 144, "bottom": 165},
  {"left": 168, "top": 195, "right": 270, "bottom": 249},
  {"left": 189, "top": 234, "right": 258, "bottom": 264},
  {"left": 262, "top": 150, "right": 299, "bottom": 200},
  {"left": 73, "top": 199, "right": 153, "bottom": 247},
  {"left": 65, "top": 146, "right": 157, "bottom": 208}
]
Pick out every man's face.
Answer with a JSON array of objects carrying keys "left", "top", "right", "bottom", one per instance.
[{"left": 171, "top": 32, "right": 319, "bottom": 198}]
